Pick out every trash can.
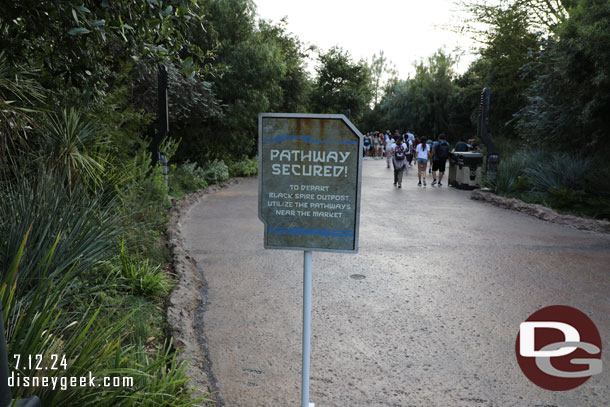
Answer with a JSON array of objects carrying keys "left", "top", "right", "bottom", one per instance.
[{"left": 453, "top": 152, "right": 483, "bottom": 190}]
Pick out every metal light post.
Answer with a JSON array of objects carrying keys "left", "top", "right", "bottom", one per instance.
[
  {"left": 478, "top": 88, "right": 500, "bottom": 179},
  {"left": 1, "top": 300, "right": 41, "bottom": 407},
  {"left": 150, "top": 64, "right": 169, "bottom": 167}
]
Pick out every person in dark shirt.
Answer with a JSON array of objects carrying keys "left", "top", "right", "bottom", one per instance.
[
  {"left": 431, "top": 134, "right": 450, "bottom": 186},
  {"left": 454, "top": 140, "right": 469, "bottom": 152}
]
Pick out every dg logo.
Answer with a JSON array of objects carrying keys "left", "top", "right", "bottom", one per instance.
[{"left": 515, "top": 305, "right": 603, "bottom": 391}]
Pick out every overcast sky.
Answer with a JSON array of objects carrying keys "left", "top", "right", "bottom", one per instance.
[{"left": 254, "top": 0, "right": 480, "bottom": 82}]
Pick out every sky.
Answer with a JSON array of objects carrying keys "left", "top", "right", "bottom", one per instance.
[{"left": 254, "top": 0, "right": 481, "bottom": 82}]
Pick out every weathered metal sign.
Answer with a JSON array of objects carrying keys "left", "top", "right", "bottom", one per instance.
[{"left": 258, "top": 113, "right": 362, "bottom": 253}]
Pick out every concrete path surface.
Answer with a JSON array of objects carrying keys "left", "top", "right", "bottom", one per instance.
[{"left": 181, "top": 159, "right": 610, "bottom": 407}]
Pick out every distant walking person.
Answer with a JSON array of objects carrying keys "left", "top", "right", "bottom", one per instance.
[
  {"left": 372, "top": 132, "right": 380, "bottom": 159},
  {"left": 386, "top": 133, "right": 396, "bottom": 168},
  {"left": 390, "top": 135, "right": 408, "bottom": 188},
  {"left": 431, "top": 133, "right": 450, "bottom": 186},
  {"left": 426, "top": 138, "right": 434, "bottom": 174},
  {"left": 378, "top": 132, "right": 386, "bottom": 159},
  {"left": 415, "top": 137, "right": 429, "bottom": 187},
  {"left": 406, "top": 130, "right": 415, "bottom": 145},
  {"left": 406, "top": 135, "right": 414, "bottom": 167},
  {"left": 363, "top": 133, "right": 372, "bottom": 159}
]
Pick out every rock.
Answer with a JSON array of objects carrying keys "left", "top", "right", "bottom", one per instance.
[{"left": 470, "top": 190, "right": 610, "bottom": 234}]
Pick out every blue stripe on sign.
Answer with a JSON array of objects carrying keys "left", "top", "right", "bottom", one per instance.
[
  {"left": 263, "top": 135, "right": 358, "bottom": 145},
  {"left": 269, "top": 226, "right": 353, "bottom": 238}
]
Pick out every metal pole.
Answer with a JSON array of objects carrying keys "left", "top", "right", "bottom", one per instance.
[
  {"left": 159, "top": 152, "right": 168, "bottom": 187},
  {"left": 150, "top": 64, "right": 169, "bottom": 167},
  {"left": 301, "top": 251, "right": 314, "bottom": 407}
]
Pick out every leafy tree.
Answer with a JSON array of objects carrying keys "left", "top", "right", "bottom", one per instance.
[
  {"left": 376, "top": 50, "right": 458, "bottom": 139},
  {"left": 515, "top": 0, "right": 610, "bottom": 153},
  {"left": 460, "top": 0, "right": 569, "bottom": 34},
  {"left": 457, "top": 1, "right": 540, "bottom": 139},
  {"left": 370, "top": 50, "right": 393, "bottom": 106},
  {"left": 309, "top": 47, "right": 373, "bottom": 125},
  {"left": 175, "top": 0, "right": 311, "bottom": 161},
  {"left": 0, "top": 0, "right": 211, "bottom": 101},
  {"left": 449, "top": 60, "right": 489, "bottom": 141},
  {"left": 0, "top": 0, "right": 223, "bottom": 171}
]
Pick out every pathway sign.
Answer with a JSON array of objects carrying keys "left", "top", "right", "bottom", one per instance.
[{"left": 258, "top": 113, "right": 363, "bottom": 252}]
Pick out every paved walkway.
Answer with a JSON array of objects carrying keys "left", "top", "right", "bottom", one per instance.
[{"left": 181, "top": 159, "right": 610, "bottom": 407}]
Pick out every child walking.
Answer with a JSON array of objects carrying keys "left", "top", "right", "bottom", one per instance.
[{"left": 415, "top": 137, "right": 429, "bottom": 187}]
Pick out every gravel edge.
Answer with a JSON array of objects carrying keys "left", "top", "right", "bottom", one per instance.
[
  {"left": 471, "top": 190, "right": 610, "bottom": 235},
  {"left": 166, "top": 178, "right": 243, "bottom": 404}
]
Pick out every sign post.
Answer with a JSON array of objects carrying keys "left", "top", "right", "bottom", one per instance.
[
  {"left": 258, "top": 113, "right": 362, "bottom": 407},
  {"left": 302, "top": 250, "right": 312, "bottom": 407}
]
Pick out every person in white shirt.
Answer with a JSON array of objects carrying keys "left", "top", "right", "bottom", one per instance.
[
  {"left": 386, "top": 136, "right": 395, "bottom": 168},
  {"left": 406, "top": 131, "right": 415, "bottom": 144},
  {"left": 406, "top": 137, "right": 414, "bottom": 167},
  {"left": 415, "top": 137, "right": 430, "bottom": 187}
]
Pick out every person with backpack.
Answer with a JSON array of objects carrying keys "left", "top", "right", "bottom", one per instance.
[
  {"left": 432, "top": 133, "right": 450, "bottom": 186},
  {"left": 390, "top": 135, "right": 408, "bottom": 188}
]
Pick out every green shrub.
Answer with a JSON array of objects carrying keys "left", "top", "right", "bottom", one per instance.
[
  {"left": 547, "top": 187, "right": 587, "bottom": 209},
  {"left": 200, "top": 159, "right": 229, "bottom": 185},
  {"left": 492, "top": 148, "right": 610, "bottom": 219},
  {"left": 113, "top": 149, "right": 171, "bottom": 262},
  {"left": 492, "top": 154, "right": 522, "bottom": 194},
  {"left": 524, "top": 153, "right": 590, "bottom": 193},
  {"left": 123, "top": 296, "right": 166, "bottom": 344},
  {"left": 0, "top": 170, "right": 120, "bottom": 300},
  {"left": 38, "top": 108, "right": 110, "bottom": 189},
  {"left": 169, "top": 161, "right": 208, "bottom": 198},
  {"left": 492, "top": 149, "right": 549, "bottom": 194},
  {"left": 116, "top": 150, "right": 170, "bottom": 223},
  {"left": 229, "top": 156, "right": 258, "bottom": 177},
  {"left": 118, "top": 240, "right": 171, "bottom": 298},
  {"left": 3, "top": 235, "right": 208, "bottom": 406}
]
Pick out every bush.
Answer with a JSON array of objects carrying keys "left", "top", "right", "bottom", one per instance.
[
  {"left": 38, "top": 108, "right": 110, "bottom": 190},
  {"left": 492, "top": 148, "right": 610, "bottom": 219},
  {"left": 0, "top": 170, "right": 120, "bottom": 300},
  {"left": 169, "top": 161, "right": 208, "bottom": 199},
  {"left": 524, "top": 153, "right": 590, "bottom": 193},
  {"left": 492, "top": 149, "right": 545, "bottom": 194},
  {"left": 228, "top": 156, "right": 258, "bottom": 177},
  {"left": 3, "top": 237, "right": 208, "bottom": 406},
  {"left": 200, "top": 159, "right": 229, "bottom": 185},
  {"left": 492, "top": 153, "right": 522, "bottom": 194},
  {"left": 113, "top": 149, "right": 171, "bottom": 262},
  {"left": 118, "top": 239, "right": 171, "bottom": 298}
]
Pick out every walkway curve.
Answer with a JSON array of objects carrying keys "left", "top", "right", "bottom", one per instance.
[{"left": 181, "top": 160, "right": 610, "bottom": 407}]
